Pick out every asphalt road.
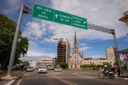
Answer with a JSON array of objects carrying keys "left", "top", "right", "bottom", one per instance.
[{"left": 16, "top": 70, "right": 128, "bottom": 85}]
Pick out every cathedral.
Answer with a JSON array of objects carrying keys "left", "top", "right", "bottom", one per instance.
[
  {"left": 68, "top": 32, "right": 114, "bottom": 69},
  {"left": 68, "top": 32, "right": 84, "bottom": 69}
]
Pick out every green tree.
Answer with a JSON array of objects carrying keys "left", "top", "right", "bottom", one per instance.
[
  {"left": 102, "top": 62, "right": 112, "bottom": 70},
  {"left": 56, "top": 62, "right": 68, "bottom": 69},
  {"left": 22, "top": 61, "right": 30, "bottom": 66},
  {"left": 0, "top": 14, "right": 29, "bottom": 70},
  {"left": 84, "top": 57, "right": 92, "bottom": 60}
]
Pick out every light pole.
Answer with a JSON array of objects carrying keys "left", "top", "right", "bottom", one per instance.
[{"left": 6, "top": 5, "right": 31, "bottom": 78}]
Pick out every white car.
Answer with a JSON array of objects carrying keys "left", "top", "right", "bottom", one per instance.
[
  {"left": 54, "top": 68, "right": 62, "bottom": 72},
  {"left": 26, "top": 66, "right": 34, "bottom": 72},
  {"left": 37, "top": 67, "right": 47, "bottom": 73}
]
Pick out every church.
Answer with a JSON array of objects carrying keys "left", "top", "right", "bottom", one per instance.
[
  {"left": 68, "top": 32, "right": 84, "bottom": 69},
  {"left": 68, "top": 32, "right": 115, "bottom": 69}
]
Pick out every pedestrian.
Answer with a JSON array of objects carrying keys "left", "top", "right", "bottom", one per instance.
[{"left": 115, "top": 65, "right": 121, "bottom": 77}]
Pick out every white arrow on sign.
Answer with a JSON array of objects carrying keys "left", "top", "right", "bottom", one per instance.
[
  {"left": 55, "top": 14, "right": 58, "bottom": 18},
  {"left": 83, "top": 21, "right": 86, "bottom": 24}
]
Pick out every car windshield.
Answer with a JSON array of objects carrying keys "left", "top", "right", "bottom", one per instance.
[
  {"left": 26, "top": 67, "right": 33, "bottom": 69},
  {"left": 38, "top": 67, "right": 46, "bottom": 69}
]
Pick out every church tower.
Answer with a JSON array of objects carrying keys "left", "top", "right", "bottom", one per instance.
[
  {"left": 73, "top": 32, "right": 79, "bottom": 54},
  {"left": 68, "top": 32, "right": 84, "bottom": 69}
]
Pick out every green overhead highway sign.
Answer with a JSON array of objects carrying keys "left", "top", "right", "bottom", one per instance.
[{"left": 32, "top": 4, "right": 87, "bottom": 29}]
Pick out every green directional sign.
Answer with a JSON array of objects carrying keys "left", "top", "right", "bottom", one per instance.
[
  {"left": 54, "top": 10, "right": 72, "bottom": 26},
  {"left": 32, "top": 4, "right": 88, "bottom": 30},
  {"left": 32, "top": 4, "right": 54, "bottom": 21}
]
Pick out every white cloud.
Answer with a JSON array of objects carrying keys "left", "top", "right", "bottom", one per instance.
[
  {"left": 23, "top": 0, "right": 128, "bottom": 45},
  {"left": 79, "top": 46, "right": 90, "bottom": 51},
  {"left": 25, "top": 50, "right": 56, "bottom": 57},
  {"left": 80, "top": 43, "right": 86, "bottom": 46},
  {"left": 20, "top": 0, "right": 128, "bottom": 59},
  {"left": 22, "top": 20, "right": 47, "bottom": 40},
  {"left": 85, "top": 55, "right": 105, "bottom": 59}
]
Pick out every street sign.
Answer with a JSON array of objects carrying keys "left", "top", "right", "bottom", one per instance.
[
  {"left": 32, "top": 4, "right": 87, "bottom": 29},
  {"left": 32, "top": 4, "right": 54, "bottom": 21}
]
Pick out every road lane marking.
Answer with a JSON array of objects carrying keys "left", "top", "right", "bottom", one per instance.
[
  {"left": 16, "top": 79, "right": 21, "bottom": 85},
  {"left": 49, "top": 75, "right": 77, "bottom": 85},
  {"left": 5, "top": 80, "right": 15, "bottom": 85},
  {"left": 61, "top": 79, "right": 77, "bottom": 85}
]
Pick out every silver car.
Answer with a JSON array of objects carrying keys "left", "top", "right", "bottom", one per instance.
[
  {"left": 54, "top": 68, "right": 62, "bottom": 72},
  {"left": 37, "top": 67, "right": 47, "bottom": 73},
  {"left": 26, "top": 66, "right": 34, "bottom": 72}
]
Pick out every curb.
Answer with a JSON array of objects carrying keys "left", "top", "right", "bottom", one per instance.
[
  {"left": 11, "top": 71, "right": 25, "bottom": 85},
  {"left": 5, "top": 71, "right": 25, "bottom": 85},
  {"left": 124, "top": 78, "right": 128, "bottom": 80}
]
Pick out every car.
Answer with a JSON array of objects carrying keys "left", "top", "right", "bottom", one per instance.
[
  {"left": 37, "top": 67, "right": 47, "bottom": 73},
  {"left": 54, "top": 68, "right": 62, "bottom": 72},
  {"left": 26, "top": 66, "right": 34, "bottom": 72},
  {"left": 48, "top": 66, "right": 54, "bottom": 70}
]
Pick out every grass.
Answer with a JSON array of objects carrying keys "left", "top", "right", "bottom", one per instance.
[
  {"left": 0, "top": 70, "right": 24, "bottom": 77},
  {"left": 12, "top": 70, "right": 25, "bottom": 77},
  {"left": 0, "top": 70, "right": 6, "bottom": 77}
]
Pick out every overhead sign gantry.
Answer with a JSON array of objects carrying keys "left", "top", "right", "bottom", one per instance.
[{"left": 32, "top": 4, "right": 87, "bottom": 30}]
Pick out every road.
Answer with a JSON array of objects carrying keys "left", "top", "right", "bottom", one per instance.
[{"left": 16, "top": 70, "right": 128, "bottom": 85}]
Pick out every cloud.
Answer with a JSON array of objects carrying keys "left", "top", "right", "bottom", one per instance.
[
  {"left": 85, "top": 55, "right": 105, "bottom": 59},
  {"left": 23, "top": 0, "right": 128, "bottom": 45},
  {"left": 25, "top": 50, "right": 56, "bottom": 57},
  {"left": 79, "top": 46, "right": 90, "bottom": 51},
  {"left": 20, "top": 0, "right": 128, "bottom": 59}
]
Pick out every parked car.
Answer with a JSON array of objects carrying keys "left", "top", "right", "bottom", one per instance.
[
  {"left": 54, "top": 68, "right": 62, "bottom": 72},
  {"left": 37, "top": 67, "right": 47, "bottom": 73},
  {"left": 48, "top": 66, "right": 54, "bottom": 70},
  {"left": 26, "top": 66, "right": 34, "bottom": 72}
]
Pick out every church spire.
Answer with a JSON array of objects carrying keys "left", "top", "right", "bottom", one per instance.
[{"left": 74, "top": 32, "right": 77, "bottom": 44}]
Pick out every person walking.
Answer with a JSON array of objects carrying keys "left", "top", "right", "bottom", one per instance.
[{"left": 115, "top": 65, "right": 121, "bottom": 77}]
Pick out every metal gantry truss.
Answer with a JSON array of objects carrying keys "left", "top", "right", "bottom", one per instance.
[
  {"left": 88, "top": 23, "right": 115, "bottom": 35},
  {"left": 88, "top": 23, "right": 123, "bottom": 72}
]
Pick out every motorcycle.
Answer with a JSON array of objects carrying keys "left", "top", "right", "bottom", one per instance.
[{"left": 98, "top": 70, "right": 115, "bottom": 79}]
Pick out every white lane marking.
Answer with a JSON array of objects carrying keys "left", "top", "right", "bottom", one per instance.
[
  {"left": 5, "top": 80, "right": 15, "bottom": 85},
  {"left": 16, "top": 79, "right": 22, "bottom": 85}
]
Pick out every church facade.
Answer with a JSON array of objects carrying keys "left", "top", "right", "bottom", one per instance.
[
  {"left": 68, "top": 33, "right": 115, "bottom": 69},
  {"left": 68, "top": 32, "right": 84, "bottom": 69}
]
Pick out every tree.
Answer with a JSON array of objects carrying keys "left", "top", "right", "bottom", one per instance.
[
  {"left": 56, "top": 62, "right": 68, "bottom": 69},
  {"left": 22, "top": 61, "right": 30, "bottom": 66},
  {"left": 102, "top": 62, "right": 112, "bottom": 70},
  {"left": 84, "top": 57, "right": 92, "bottom": 60},
  {"left": 0, "top": 14, "right": 29, "bottom": 70}
]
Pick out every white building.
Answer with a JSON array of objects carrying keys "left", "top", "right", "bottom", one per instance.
[
  {"left": 29, "top": 60, "right": 37, "bottom": 68},
  {"left": 106, "top": 47, "right": 116, "bottom": 67},
  {"left": 83, "top": 59, "right": 111, "bottom": 65},
  {"left": 68, "top": 32, "right": 84, "bottom": 69},
  {"left": 37, "top": 57, "right": 54, "bottom": 68}
]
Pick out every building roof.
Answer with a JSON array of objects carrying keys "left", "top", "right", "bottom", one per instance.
[
  {"left": 119, "top": 11, "right": 128, "bottom": 22},
  {"left": 117, "top": 49, "right": 128, "bottom": 54}
]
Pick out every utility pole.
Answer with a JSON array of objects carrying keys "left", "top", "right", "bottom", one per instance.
[
  {"left": 6, "top": 5, "right": 31, "bottom": 78},
  {"left": 88, "top": 23, "right": 122, "bottom": 71},
  {"left": 112, "top": 30, "right": 122, "bottom": 71}
]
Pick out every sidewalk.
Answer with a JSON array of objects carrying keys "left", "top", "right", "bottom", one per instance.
[
  {"left": 0, "top": 78, "right": 13, "bottom": 85},
  {"left": 122, "top": 71, "right": 128, "bottom": 80},
  {"left": 0, "top": 71, "right": 25, "bottom": 85}
]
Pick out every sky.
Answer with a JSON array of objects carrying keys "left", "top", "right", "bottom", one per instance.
[{"left": 0, "top": 0, "right": 128, "bottom": 61}]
